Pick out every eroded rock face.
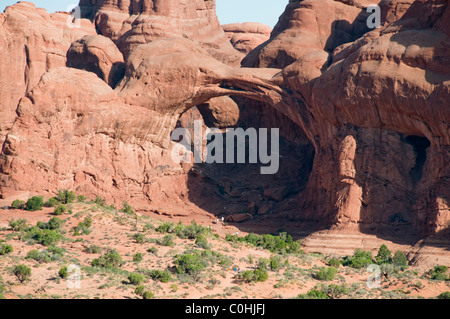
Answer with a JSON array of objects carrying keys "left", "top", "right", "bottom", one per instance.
[
  {"left": 282, "top": 0, "right": 450, "bottom": 237},
  {"left": 242, "top": 0, "right": 375, "bottom": 69},
  {"left": 0, "top": 0, "right": 448, "bottom": 243},
  {"left": 66, "top": 35, "right": 125, "bottom": 88},
  {"left": 223, "top": 22, "right": 272, "bottom": 54},
  {"left": 0, "top": 2, "right": 95, "bottom": 142},
  {"left": 0, "top": 36, "right": 282, "bottom": 214},
  {"left": 0, "top": 67, "right": 193, "bottom": 212},
  {"left": 78, "top": 0, "right": 243, "bottom": 65}
]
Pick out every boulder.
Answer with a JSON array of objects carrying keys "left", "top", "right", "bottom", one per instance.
[
  {"left": 225, "top": 213, "right": 253, "bottom": 223},
  {"left": 197, "top": 96, "right": 240, "bottom": 128},
  {"left": 67, "top": 35, "right": 125, "bottom": 87}
]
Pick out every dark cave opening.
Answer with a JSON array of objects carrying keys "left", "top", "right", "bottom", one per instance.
[
  {"left": 178, "top": 96, "right": 316, "bottom": 237},
  {"left": 405, "top": 135, "right": 431, "bottom": 183}
]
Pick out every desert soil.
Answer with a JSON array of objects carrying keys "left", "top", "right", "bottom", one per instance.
[{"left": 0, "top": 199, "right": 448, "bottom": 300}]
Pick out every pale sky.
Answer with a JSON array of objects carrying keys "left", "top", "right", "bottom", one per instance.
[{"left": 0, "top": 0, "right": 287, "bottom": 27}]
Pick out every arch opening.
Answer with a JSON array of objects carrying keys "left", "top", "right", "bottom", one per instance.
[{"left": 176, "top": 93, "right": 316, "bottom": 236}]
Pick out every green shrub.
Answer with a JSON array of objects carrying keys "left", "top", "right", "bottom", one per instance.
[
  {"left": 240, "top": 270, "right": 254, "bottom": 282},
  {"left": 296, "top": 289, "right": 329, "bottom": 299},
  {"left": 37, "top": 217, "right": 64, "bottom": 231},
  {"left": 195, "top": 235, "right": 209, "bottom": 249},
  {"left": 225, "top": 232, "right": 301, "bottom": 254},
  {"left": 321, "top": 284, "right": 349, "bottom": 299},
  {"left": 225, "top": 233, "right": 240, "bottom": 243},
  {"left": 0, "top": 284, "right": 5, "bottom": 299},
  {"left": 13, "top": 265, "right": 31, "bottom": 283},
  {"left": 148, "top": 270, "right": 172, "bottom": 283},
  {"left": 158, "top": 234, "right": 175, "bottom": 247},
  {"left": 49, "top": 217, "right": 65, "bottom": 230},
  {"left": 26, "top": 249, "right": 41, "bottom": 260},
  {"left": 174, "top": 250, "right": 226, "bottom": 281},
  {"left": 392, "top": 251, "right": 408, "bottom": 269},
  {"left": 429, "top": 265, "right": 449, "bottom": 281},
  {"left": 437, "top": 291, "right": 450, "bottom": 299},
  {"left": 253, "top": 267, "right": 269, "bottom": 282},
  {"left": 134, "top": 285, "right": 145, "bottom": 296},
  {"left": 342, "top": 249, "right": 373, "bottom": 269},
  {"left": 261, "top": 234, "right": 287, "bottom": 253},
  {"left": 174, "top": 221, "right": 210, "bottom": 239},
  {"left": 238, "top": 267, "right": 268, "bottom": 283},
  {"left": 328, "top": 258, "right": 341, "bottom": 268},
  {"left": 257, "top": 258, "right": 269, "bottom": 270},
  {"left": 315, "top": 267, "right": 337, "bottom": 281},
  {"left": 156, "top": 221, "right": 175, "bottom": 234},
  {"left": 77, "top": 195, "right": 86, "bottom": 203},
  {"left": 25, "top": 196, "right": 44, "bottom": 211},
  {"left": 128, "top": 273, "right": 145, "bottom": 285},
  {"left": 147, "top": 246, "right": 158, "bottom": 255},
  {"left": 94, "top": 196, "right": 106, "bottom": 207},
  {"left": 84, "top": 245, "right": 102, "bottom": 254},
  {"left": 59, "top": 266, "right": 69, "bottom": 279},
  {"left": 47, "top": 245, "right": 65, "bottom": 258},
  {"left": 298, "top": 284, "right": 348, "bottom": 299},
  {"left": 72, "top": 217, "right": 92, "bottom": 236},
  {"left": 380, "top": 263, "right": 396, "bottom": 278},
  {"left": 269, "top": 255, "right": 281, "bottom": 271},
  {"left": 121, "top": 201, "right": 135, "bottom": 215},
  {"left": 133, "top": 253, "right": 143, "bottom": 263},
  {"left": 26, "top": 227, "right": 62, "bottom": 246},
  {"left": 9, "top": 219, "right": 28, "bottom": 232},
  {"left": 142, "top": 291, "right": 154, "bottom": 299},
  {"left": 175, "top": 252, "right": 206, "bottom": 278},
  {"left": 91, "top": 250, "right": 122, "bottom": 269},
  {"left": 53, "top": 205, "right": 67, "bottom": 216},
  {"left": 11, "top": 199, "right": 26, "bottom": 210},
  {"left": 0, "top": 244, "right": 13, "bottom": 255},
  {"left": 36, "top": 221, "right": 47, "bottom": 229},
  {"left": 56, "top": 190, "right": 76, "bottom": 204},
  {"left": 26, "top": 250, "right": 51, "bottom": 263},
  {"left": 143, "top": 223, "right": 154, "bottom": 232},
  {"left": 39, "top": 230, "right": 62, "bottom": 246},
  {"left": 44, "top": 197, "right": 60, "bottom": 207},
  {"left": 375, "top": 244, "right": 392, "bottom": 265},
  {"left": 287, "top": 240, "right": 303, "bottom": 254},
  {"left": 82, "top": 217, "right": 92, "bottom": 228},
  {"left": 133, "top": 233, "right": 146, "bottom": 244}
]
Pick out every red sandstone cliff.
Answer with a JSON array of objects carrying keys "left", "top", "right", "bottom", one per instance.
[{"left": 0, "top": 0, "right": 448, "bottom": 245}]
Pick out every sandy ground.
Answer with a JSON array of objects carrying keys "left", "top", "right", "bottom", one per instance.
[{"left": 0, "top": 202, "right": 449, "bottom": 300}]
